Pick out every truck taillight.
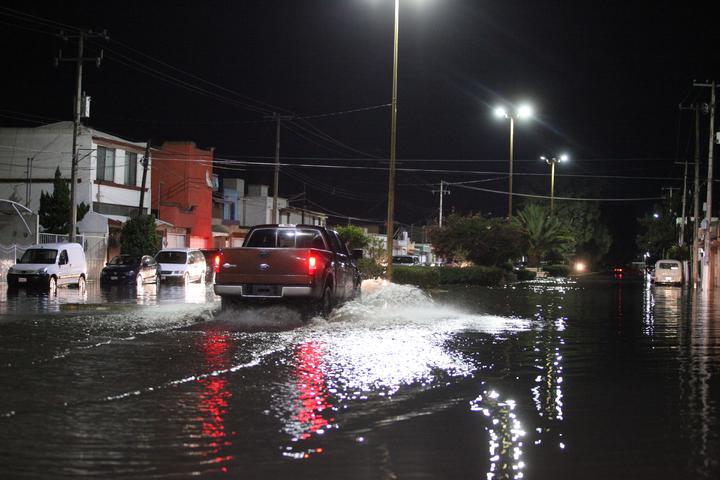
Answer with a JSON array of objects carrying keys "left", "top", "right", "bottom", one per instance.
[
  {"left": 214, "top": 253, "right": 222, "bottom": 273},
  {"left": 308, "top": 255, "right": 317, "bottom": 275}
]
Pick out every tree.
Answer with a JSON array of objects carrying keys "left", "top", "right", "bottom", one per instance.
[
  {"left": 636, "top": 198, "right": 678, "bottom": 260},
  {"left": 513, "top": 204, "right": 575, "bottom": 266},
  {"left": 552, "top": 200, "right": 612, "bottom": 266},
  {"left": 429, "top": 213, "right": 526, "bottom": 266},
  {"left": 121, "top": 215, "right": 159, "bottom": 256},
  {"left": 335, "top": 225, "right": 369, "bottom": 250},
  {"left": 39, "top": 167, "right": 89, "bottom": 234}
]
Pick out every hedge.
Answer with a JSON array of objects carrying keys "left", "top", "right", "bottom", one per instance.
[
  {"left": 437, "top": 266, "right": 507, "bottom": 286},
  {"left": 357, "top": 258, "right": 385, "bottom": 280},
  {"left": 543, "top": 264, "right": 570, "bottom": 277},
  {"left": 392, "top": 266, "right": 441, "bottom": 289},
  {"left": 516, "top": 269, "right": 537, "bottom": 281}
]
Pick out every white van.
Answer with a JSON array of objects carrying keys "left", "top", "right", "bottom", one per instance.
[
  {"left": 6, "top": 242, "right": 87, "bottom": 293},
  {"left": 155, "top": 248, "right": 206, "bottom": 284},
  {"left": 654, "top": 259, "right": 682, "bottom": 285}
]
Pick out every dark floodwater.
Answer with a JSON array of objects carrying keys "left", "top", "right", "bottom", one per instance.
[{"left": 0, "top": 277, "right": 718, "bottom": 479}]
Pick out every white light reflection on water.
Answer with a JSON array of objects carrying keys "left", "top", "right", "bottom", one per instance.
[
  {"left": 531, "top": 313, "right": 565, "bottom": 449},
  {"left": 276, "top": 280, "right": 532, "bottom": 456},
  {"left": 470, "top": 388, "right": 526, "bottom": 480}
]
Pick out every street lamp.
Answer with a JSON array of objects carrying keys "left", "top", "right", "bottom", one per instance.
[
  {"left": 494, "top": 103, "right": 533, "bottom": 219},
  {"left": 540, "top": 153, "right": 568, "bottom": 213},
  {"left": 384, "top": 0, "right": 400, "bottom": 281}
]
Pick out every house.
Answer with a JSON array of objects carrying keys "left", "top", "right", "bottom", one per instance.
[
  {"left": 210, "top": 178, "right": 328, "bottom": 248},
  {"left": 150, "top": 141, "right": 214, "bottom": 249},
  {"left": 0, "top": 121, "right": 150, "bottom": 233}
]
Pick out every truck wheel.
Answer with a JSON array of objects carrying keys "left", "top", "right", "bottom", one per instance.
[{"left": 319, "top": 285, "right": 334, "bottom": 318}]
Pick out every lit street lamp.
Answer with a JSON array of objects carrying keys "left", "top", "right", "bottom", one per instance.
[
  {"left": 540, "top": 153, "right": 569, "bottom": 213},
  {"left": 494, "top": 104, "right": 533, "bottom": 219}
]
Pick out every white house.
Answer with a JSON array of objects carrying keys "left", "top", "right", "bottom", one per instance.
[
  {"left": 222, "top": 182, "right": 326, "bottom": 227},
  {"left": 0, "top": 121, "right": 150, "bottom": 234}
]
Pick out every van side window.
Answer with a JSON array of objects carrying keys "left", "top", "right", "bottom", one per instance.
[{"left": 59, "top": 250, "right": 69, "bottom": 265}]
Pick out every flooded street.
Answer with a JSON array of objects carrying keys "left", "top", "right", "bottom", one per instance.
[{"left": 0, "top": 277, "right": 719, "bottom": 479}]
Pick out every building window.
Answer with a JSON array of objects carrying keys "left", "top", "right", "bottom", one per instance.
[
  {"left": 125, "top": 152, "right": 137, "bottom": 186},
  {"left": 97, "top": 146, "right": 116, "bottom": 182}
]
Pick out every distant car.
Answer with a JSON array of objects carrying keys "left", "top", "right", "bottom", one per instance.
[
  {"left": 155, "top": 248, "right": 206, "bottom": 284},
  {"left": 6, "top": 242, "right": 87, "bottom": 294},
  {"left": 392, "top": 255, "right": 421, "bottom": 267},
  {"left": 653, "top": 259, "right": 682, "bottom": 285},
  {"left": 100, "top": 254, "right": 159, "bottom": 287}
]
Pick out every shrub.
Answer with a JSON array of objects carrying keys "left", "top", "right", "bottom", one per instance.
[
  {"left": 357, "top": 258, "right": 384, "bottom": 280},
  {"left": 543, "top": 264, "right": 570, "bottom": 277},
  {"left": 437, "top": 266, "right": 506, "bottom": 286},
  {"left": 121, "top": 215, "right": 160, "bottom": 256},
  {"left": 516, "top": 269, "right": 537, "bottom": 281},
  {"left": 393, "top": 266, "right": 440, "bottom": 289}
]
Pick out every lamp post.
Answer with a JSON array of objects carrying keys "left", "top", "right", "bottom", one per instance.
[
  {"left": 494, "top": 104, "right": 533, "bottom": 220},
  {"left": 385, "top": 0, "right": 400, "bottom": 281},
  {"left": 540, "top": 153, "right": 568, "bottom": 213}
]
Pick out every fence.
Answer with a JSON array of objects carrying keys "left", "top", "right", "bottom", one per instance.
[
  {"left": 0, "top": 233, "right": 108, "bottom": 283},
  {"left": 0, "top": 244, "right": 32, "bottom": 282}
]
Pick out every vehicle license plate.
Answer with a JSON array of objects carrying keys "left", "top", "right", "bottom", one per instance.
[
  {"left": 18, "top": 277, "right": 27, "bottom": 283},
  {"left": 111, "top": 276, "right": 118, "bottom": 280},
  {"left": 665, "top": 276, "right": 672, "bottom": 281}
]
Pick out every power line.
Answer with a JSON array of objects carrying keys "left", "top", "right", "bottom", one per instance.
[{"left": 453, "top": 183, "right": 663, "bottom": 202}]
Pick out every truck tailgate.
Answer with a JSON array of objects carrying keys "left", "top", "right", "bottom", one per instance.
[{"left": 217, "top": 248, "right": 315, "bottom": 285}]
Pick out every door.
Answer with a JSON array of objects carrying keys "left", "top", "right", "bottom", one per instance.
[
  {"left": 57, "top": 249, "right": 71, "bottom": 286},
  {"left": 327, "top": 231, "right": 350, "bottom": 299}
]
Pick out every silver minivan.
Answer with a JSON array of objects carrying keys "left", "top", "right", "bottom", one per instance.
[
  {"left": 155, "top": 248, "right": 207, "bottom": 284},
  {"left": 653, "top": 259, "right": 682, "bottom": 285},
  {"left": 6, "top": 242, "right": 87, "bottom": 293}
]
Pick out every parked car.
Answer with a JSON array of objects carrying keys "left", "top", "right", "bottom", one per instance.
[
  {"left": 155, "top": 248, "right": 206, "bottom": 284},
  {"left": 392, "top": 255, "right": 421, "bottom": 267},
  {"left": 6, "top": 242, "right": 87, "bottom": 294},
  {"left": 653, "top": 259, "right": 682, "bottom": 285},
  {"left": 100, "top": 254, "right": 160, "bottom": 287}
]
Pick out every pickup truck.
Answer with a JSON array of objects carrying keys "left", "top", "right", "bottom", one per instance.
[{"left": 213, "top": 225, "right": 362, "bottom": 317}]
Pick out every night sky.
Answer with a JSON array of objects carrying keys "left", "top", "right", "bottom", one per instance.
[{"left": 1, "top": 1, "right": 719, "bottom": 262}]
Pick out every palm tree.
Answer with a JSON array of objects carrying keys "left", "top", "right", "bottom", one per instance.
[{"left": 514, "top": 204, "right": 575, "bottom": 267}]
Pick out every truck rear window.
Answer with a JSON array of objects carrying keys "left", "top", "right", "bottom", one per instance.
[{"left": 245, "top": 228, "right": 327, "bottom": 249}]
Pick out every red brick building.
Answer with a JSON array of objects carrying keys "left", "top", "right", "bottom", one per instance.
[{"left": 151, "top": 141, "right": 215, "bottom": 249}]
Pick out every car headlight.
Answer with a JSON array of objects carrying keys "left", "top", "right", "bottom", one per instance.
[
  {"left": 174, "top": 270, "right": 181, "bottom": 275},
  {"left": 126, "top": 270, "right": 136, "bottom": 276},
  {"left": 38, "top": 267, "right": 48, "bottom": 274}
]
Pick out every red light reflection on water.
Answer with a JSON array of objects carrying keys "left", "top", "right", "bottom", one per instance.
[
  {"left": 198, "top": 333, "right": 233, "bottom": 470},
  {"left": 294, "top": 341, "right": 334, "bottom": 444}
]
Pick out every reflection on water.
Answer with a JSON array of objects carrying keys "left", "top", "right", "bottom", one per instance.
[
  {"left": 471, "top": 389, "right": 526, "bottom": 480},
  {"left": 531, "top": 309, "right": 565, "bottom": 449},
  {"left": 0, "top": 280, "right": 217, "bottom": 315},
  {"left": 1, "top": 278, "right": 720, "bottom": 478},
  {"left": 197, "top": 332, "right": 234, "bottom": 472}
]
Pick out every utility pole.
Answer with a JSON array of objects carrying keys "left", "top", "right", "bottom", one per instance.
[
  {"left": 694, "top": 81, "right": 716, "bottom": 291},
  {"left": 138, "top": 140, "right": 151, "bottom": 216},
  {"left": 432, "top": 180, "right": 451, "bottom": 227},
  {"left": 56, "top": 28, "right": 108, "bottom": 242},
  {"left": 693, "top": 106, "right": 701, "bottom": 286},
  {"left": 265, "top": 113, "right": 293, "bottom": 224},
  {"left": 679, "top": 144, "right": 689, "bottom": 247},
  {"left": 301, "top": 183, "right": 306, "bottom": 224}
]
